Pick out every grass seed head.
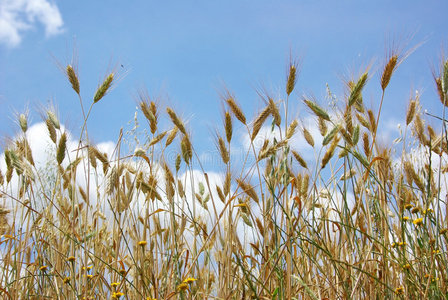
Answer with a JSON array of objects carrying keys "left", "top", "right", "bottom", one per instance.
[
  {"left": 302, "top": 127, "right": 314, "bottom": 147},
  {"left": 56, "top": 132, "right": 67, "bottom": 165},
  {"left": 304, "top": 99, "right": 330, "bottom": 121},
  {"left": 442, "top": 60, "right": 448, "bottom": 94},
  {"left": 406, "top": 100, "right": 417, "bottom": 125},
  {"left": 291, "top": 150, "right": 308, "bottom": 169},
  {"left": 47, "top": 111, "right": 60, "bottom": 129},
  {"left": 217, "top": 136, "right": 229, "bottom": 164},
  {"left": 251, "top": 105, "right": 271, "bottom": 140},
  {"left": 381, "top": 55, "right": 398, "bottom": 90},
  {"left": 46, "top": 118, "right": 57, "bottom": 143},
  {"left": 165, "top": 127, "right": 178, "bottom": 147},
  {"left": 321, "top": 136, "right": 339, "bottom": 169},
  {"left": 93, "top": 73, "right": 114, "bottom": 103},
  {"left": 349, "top": 72, "right": 368, "bottom": 106},
  {"left": 19, "top": 114, "right": 28, "bottom": 133},
  {"left": 181, "top": 134, "right": 192, "bottom": 164},
  {"left": 268, "top": 98, "right": 281, "bottom": 126},
  {"left": 318, "top": 117, "right": 328, "bottom": 136},
  {"left": 224, "top": 111, "right": 233, "bottom": 143},
  {"left": 286, "top": 63, "right": 297, "bottom": 96},
  {"left": 166, "top": 107, "right": 187, "bottom": 135},
  {"left": 226, "top": 96, "right": 246, "bottom": 125},
  {"left": 140, "top": 101, "right": 157, "bottom": 134},
  {"left": 66, "top": 64, "right": 80, "bottom": 94},
  {"left": 367, "top": 109, "right": 376, "bottom": 132},
  {"left": 286, "top": 120, "right": 298, "bottom": 139}
]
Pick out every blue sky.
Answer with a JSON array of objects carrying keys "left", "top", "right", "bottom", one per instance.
[{"left": 0, "top": 0, "right": 447, "bottom": 163}]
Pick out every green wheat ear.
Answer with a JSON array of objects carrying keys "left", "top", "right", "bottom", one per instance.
[{"left": 94, "top": 73, "right": 114, "bottom": 103}]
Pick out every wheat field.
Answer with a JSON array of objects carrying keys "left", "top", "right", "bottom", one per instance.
[{"left": 0, "top": 47, "right": 447, "bottom": 299}]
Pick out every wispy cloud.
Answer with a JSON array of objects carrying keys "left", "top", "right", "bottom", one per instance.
[{"left": 0, "top": 0, "right": 63, "bottom": 47}]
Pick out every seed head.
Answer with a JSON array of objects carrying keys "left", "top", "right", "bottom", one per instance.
[
  {"left": 304, "top": 99, "right": 330, "bottom": 121},
  {"left": 166, "top": 108, "right": 186, "bottom": 135},
  {"left": 349, "top": 72, "right": 368, "bottom": 106},
  {"left": 93, "top": 73, "right": 114, "bottom": 103},
  {"left": 251, "top": 105, "right": 271, "bottom": 140},
  {"left": 56, "top": 132, "right": 67, "bottom": 165},
  {"left": 381, "top": 55, "right": 398, "bottom": 90},
  {"left": 19, "top": 114, "right": 28, "bottom": 132},
  {"left": 286, "top": 63, "right": 297, "bottom": 96},
  {"left": 226, "top": 97, "right": 246, "bottom": 125},
  {"left": 66, "top": 65, "right": 80, "bottom": 94}
]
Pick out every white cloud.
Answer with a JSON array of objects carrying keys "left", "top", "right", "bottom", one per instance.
[{"left": 0, "top": 0, "right": 63, "bottom": 47}]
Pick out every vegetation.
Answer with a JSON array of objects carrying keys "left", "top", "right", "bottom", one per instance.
[{"left": 0, "top": 46, "right": 448, "bottom": 299}]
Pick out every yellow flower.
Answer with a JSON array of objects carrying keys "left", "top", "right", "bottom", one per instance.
[
  {"left": 424, "top": 274, "right": 430, "bottom": 278},
  {"left": 67, "top": 256, "right": 76, "bottom": 263},
  {"left": 403, "top": 264, "right": 411, "bottom": 270},
  {"left": 39, "top": 265, "right": 48, "bottom": 272},
  {"left": 395, "top": 286, "right": 404, "bottom": 295},
  {"left": 146, "top": 298, "right": 157, "bottom": 300},
  {"left": 404, "top": 204, "right": 413, "bottom": 210},
  {"left": 63, "top": 277, "right": 70, "bottom": 284},
  {"left": 413, "top": 218, "right": 423, "bottom": 226},
  {"left": 177, "top": 283, "right": 188, "bottom": 291},
  {"left": 391, "top": 242, "right": 397, "bottom": 248},
  {"left": 112, "top": 292, "right": 124, "bottom": 299},
  {"left": 398, "top": 242, "right": 406, "bottom": 246},
  {"left": 402, "top": 216, "right": 410, "bottom": 221},
  {"left": 86, "top": 274, "right": 94, "bottom": 279},
  {"left": 138, "top": 240, "right": 147, "bottom": 247},
  {"left": 111, "top": 282, "right": 120, "bottom": 288},
  {"left": 183, "top": 277, "right": 197, "bottom": 284},
  {"left": 432, "top": 249, "right": 440, "bottom": 254}
]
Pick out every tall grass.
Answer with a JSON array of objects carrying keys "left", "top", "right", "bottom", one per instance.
[{"left": 0, "top": 47, "right": 447, "bottom": 299}]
